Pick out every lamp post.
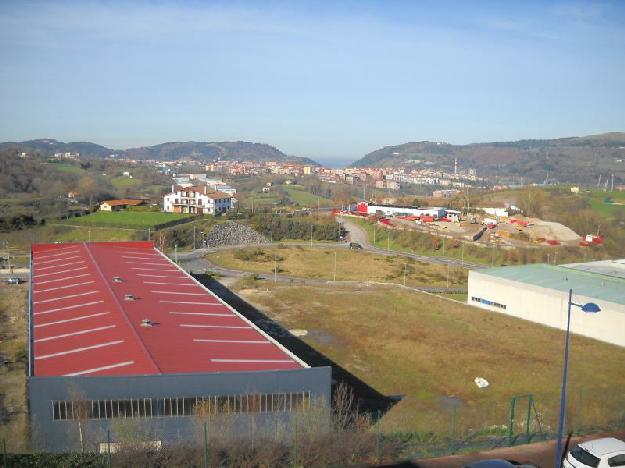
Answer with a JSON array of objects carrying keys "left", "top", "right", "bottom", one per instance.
[{"left": 555, "top": 289, "right": 600, "bottom": 468}]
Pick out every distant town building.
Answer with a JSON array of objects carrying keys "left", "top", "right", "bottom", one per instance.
[
  {"left": 433, "top": 189, "right": 462, "bottom": 198},
  {"left": 53, "top": 152, "right": 80, "bottom": 160},
  {"left": 163, "top": 185, "right": 233, "bottom": 215},
  {"left": 99, "top": 199, "right": 145, "bottom": 211}
]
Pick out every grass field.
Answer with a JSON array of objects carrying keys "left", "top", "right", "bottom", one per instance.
[
  {"left": 43, "top": 162, "right": 85, "bottom": 174},
  {"left": 57, "top": 211, "right": 194, "bottom": 229},
  {"left": 110, "top": 176, "right": 141, "bottom": 189},
  {"left": 234, "top": 281, "right": 625, "bottom": 434},
  {"left": 283, "top": 185, "right": 332, "bottom": 207},
  {"left": 208, "top": 246, "right": 467, "bottom": 287},
  {"left": 0, "top": 283, "right": 30, "bottom": 451},
  {"left": 244, "top": 185, "right": 332, "bottom": 209},
  {"left": 585, "top": 190, "right": 625, "bottom": 218}
]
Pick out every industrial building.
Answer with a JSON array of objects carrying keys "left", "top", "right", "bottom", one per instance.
[
  {"left": 29, "top": 241, "right": 330, "bottom": 452},
  {"left": 468, "top": 260, "right": 625, "bottom": 347},
  {"left": 354, "top": 202, "right": 448, "bottom": 219}
]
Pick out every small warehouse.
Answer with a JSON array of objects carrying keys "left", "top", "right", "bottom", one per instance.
[
  {"left": 468, "top": 261, "right": 625, "bottom": 347},
  {"left": 28, "top": 241, "right": 330, "bottom": 452}
]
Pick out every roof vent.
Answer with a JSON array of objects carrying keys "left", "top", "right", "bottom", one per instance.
[
  {"left": 113, "top": 276, "right": 123, "bottom": 283},
  {"left": 124, "top": 294, "right": 135, "bottom": 301}
]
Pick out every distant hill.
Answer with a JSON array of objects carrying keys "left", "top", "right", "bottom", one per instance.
[
  {"left": 0, "top": 139, "right": 318, "bottom": 165},
  {"left": 0, "top": 139, "right": 113, "bottom": 157},
  {"left": 352, "top": 133, "right": 625, "bottom": 184}
]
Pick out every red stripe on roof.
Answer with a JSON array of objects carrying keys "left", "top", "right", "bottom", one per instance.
[{"left": 31, "top": 242, "right": 305, "bottom": 377}]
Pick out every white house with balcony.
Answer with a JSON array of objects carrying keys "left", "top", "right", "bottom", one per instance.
[{"left": 163, "top": 185, "right": 233, "bottom": 215}]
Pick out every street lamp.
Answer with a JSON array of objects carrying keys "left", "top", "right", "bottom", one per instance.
[{"left": 555, "top": 289, "right": 600, "bottom": 468}]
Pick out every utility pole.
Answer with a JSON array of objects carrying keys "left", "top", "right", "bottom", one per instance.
[
  {"left": 147, "top": 227, "right": 151, "bottom": 241},
  {"left": 333, "top": 251, "right": 337, "bottom": 282},
  {"left": 193, "top": 225, "right": 196, "bottom": 250},
  {"left": 274, "top": 258, "right": 278, "bottom": 283},
  {"left": 447, "top": 263, "right": 450, "bottom": 288},
  {"left": 611, "top": 174, "right": 615, "bottom": 192},
  {"left": 174, "top": 243, "right": 178, "bottom": 263},
  {"left": 461, "top": 243, "right": 464, "bottom": 267},
  {"left": 403, "top": 263, "right": 407, "bottom": 287},
  {"left": 88, "top": 230, "right": 91, "bottom": 242}
]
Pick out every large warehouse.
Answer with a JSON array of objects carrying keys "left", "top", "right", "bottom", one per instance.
[
  {"left": 468, "top": 260, "right": 625, "bottom": 347},
  {"left": 28, "top": 241, "right": 330, "bottom": 452}
]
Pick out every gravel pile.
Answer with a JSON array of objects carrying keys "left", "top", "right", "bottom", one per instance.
[{"left": 205, "top": 221, "right": 268, "bottom": 247}]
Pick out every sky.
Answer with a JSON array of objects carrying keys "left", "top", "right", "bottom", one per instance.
[{"left": 1, "top": 1, "right": 624, "bottom": 164}]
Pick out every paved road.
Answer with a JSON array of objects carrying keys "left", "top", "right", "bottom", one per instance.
[
  {"left": 415, "top": 430, "right": 625, "bottom": 467},
  {"left": 177, "top": 252, "right": 467, "bottom": 294},
  {"left": 340, "top": 217, "right": 486, "bottom": 270}
]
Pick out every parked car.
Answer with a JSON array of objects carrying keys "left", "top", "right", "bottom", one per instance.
[
  {"left": 6, "top": 277, "right": 22, "bottom": 285},
  {"left": 349, "top": 242, "right": 363, "bottom": 250},
  {"left": 564, "top": 437, "right": 625, "bottom": 468}
]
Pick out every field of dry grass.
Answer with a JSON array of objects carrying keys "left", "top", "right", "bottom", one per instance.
[
  {"left": 0, "top": 283, "right": 30, "bottom": 451},
  {"left": 208, "top": 246, "right": 467, "bottom": 288},
  {"left": 232, "top": 280, "right": 625, "bottom": 435}
]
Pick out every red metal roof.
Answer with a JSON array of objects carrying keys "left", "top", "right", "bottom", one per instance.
[{"left": 31, "top": 241, "right": 306, "bottom": 377}]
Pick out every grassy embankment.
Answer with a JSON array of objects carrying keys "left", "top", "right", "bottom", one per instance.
[
  {"left": 208, "top": 245, "right": 467, "bottom": 288},
  {"left": 234, "top": 280, "right": 625, "bottom": 435},
  {"left": 0, "top": 283, "right": 29, "bottom": 451},
  {"left": 56, "top": 211, "right": 194, "bottom": 229}
]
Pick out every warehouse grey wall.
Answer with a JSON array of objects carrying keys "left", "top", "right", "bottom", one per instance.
[{"left": 30, "top": 366, "right": 331, "bottom": 452}]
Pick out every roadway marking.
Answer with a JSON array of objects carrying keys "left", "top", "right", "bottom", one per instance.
[
  {"left": 36, "top": 266, "right": 88, "bottom": 278},
  {"left": 34, "top": 281, "right": 96, "bottom": 293},
  {"left": 35, "top": 254, "right": 82, "bottom": 265},
  {"left": 152, "top": 291, "right": 205, "bottom": 296},
  {"left": 127, "top": 262, "right": 170, "bottom": 267},
  {"left": 64, "top": 360, "right": 135, "bottom": 376},
  {"left": 122, "top": 256, "right": 159, "bottom": 260},
  {"left": 169, "top": 312, "right": 233, "bottom": 317},
  {"left": 36, "top": 261, "right": 85, "bottom": 271},
  {"left": 194, "top": 339, "right": 269, "bottom": 344},
  {"left": 137, "top": 273, "right": 177, "bottom": 278},
  {"left": 131, "top": 267, "right": 179, "bottom": 272},
  {"left": 35, "top": 312, "right": 110, "bottom": 328},
  {"left": 35, "top": 248, "right": 79, "bottom": 259},
  {"left": 210, "top": 359, "right": 293, "bottom": 363},
  {"left": 180, "top": 324, "right": 252, "bottom": 329},
  {"left": 35, "top": 273, "right": 91, "bottom": 285},
  {"left": 35, "top": 340, "right": 123, "bottom": 360},
  {"left": 35, "top": 325, "right": 116, "bottom": 343},
  {"left": 143, "top": 281, "right": 197, "bottom": 286},
  {"left": 33, "top": 290, "right": 98, "bottom": 304},
  {"left": 34, "top": 300, "right": 105, "bottom": 316},
  {"left": 161, "top": 300, "right": 222, "bottom": 305}
]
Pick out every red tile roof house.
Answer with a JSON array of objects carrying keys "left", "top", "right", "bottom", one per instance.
[{"left": 28, "top": 241, "right": 330, "bottom": 452}]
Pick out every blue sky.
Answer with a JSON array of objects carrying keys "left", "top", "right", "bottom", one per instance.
[{"left": 1, "top": 1, "right": 624, "bottom": 163}]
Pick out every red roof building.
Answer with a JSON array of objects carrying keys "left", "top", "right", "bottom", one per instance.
[{"left": 28, "top": 242, "right": 330, "bottom": 452}]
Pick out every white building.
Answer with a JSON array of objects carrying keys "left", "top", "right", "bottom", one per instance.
[
  {"left": 163, "top": 185, "right": 233, "bottom": 215},
  {"left": 468, "top": 261, "right": 625, "bottom": 347}
]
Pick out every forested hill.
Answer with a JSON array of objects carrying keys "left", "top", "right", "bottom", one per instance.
[
  {"left": 351, "top": 133, "right": 625, "bottom": 184},
  {"left": 0, "top": 139, "right": 318, "bottom": 165}
]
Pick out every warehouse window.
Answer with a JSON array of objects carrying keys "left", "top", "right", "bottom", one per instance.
[
  {"left": 51, "top": 391, "right": 311, "bottom": 421},
  {"left": 471, "top": 296, "right": 507, "bottom": 310}
]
